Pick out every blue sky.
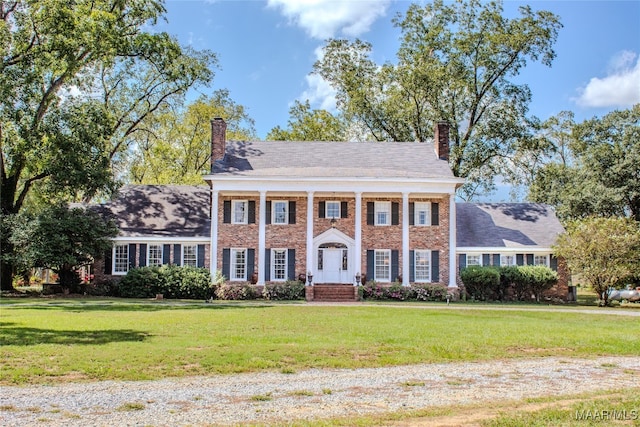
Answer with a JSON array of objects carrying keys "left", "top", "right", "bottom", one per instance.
[{"left": 157, "top": 0, "right": 640, "bottom": 140}]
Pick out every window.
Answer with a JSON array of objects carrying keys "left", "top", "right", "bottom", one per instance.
[
  {"left": 229, "top": 249, "right": 246, "bottom": 280},
  {"left": 273, "top": 201, "right": 288, "bottom": 224},
  {"left": 375, "top": 202, "right": 391, "bottom": 226},
  {"left": 183, "top": 245, "right": 197, "bottom": 267},
  {"left": 232, "top": 200, "right": 248, "bottom": 224},
  {"left": 534, "top": 255, "right": 548, "bottom": 266},
  {"left": 114, "top": 244, "right": 129, "bottom": 274},
  {"left": 148, "top": 244, "right": 163, "bottom": 267},
  {"left": 374, "top": 250, "right": 391, "bottom": 282},
  {"left": 466, "top": 255, "right": 482, "bottom": 267},
  {"left": 317, "top": 249, "right": 323, "bottom": 270},
  {"left": 271, "top": 249, "right": 287, "bottom": 281},
  {"left": 414, "top": 250, "right": 431, "bottom": 282},
  {"left": 326, "top": 201, "right": 340, "bottom": 219},
  {"left": 501, "top": 255, "right": 516, "bottom": 266},
  {"left": 414, "top": 202, "right": 430, "bottom": 226}
]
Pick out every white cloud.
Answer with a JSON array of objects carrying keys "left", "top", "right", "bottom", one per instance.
[
  {"left": 300, "top": 73, "right": 337, "bottom": 111},
  {"left": 267, "top": 0, "right": 391, "bottom": 39},
  {"left": 575, "top": 51, "right": 640, "bottom": 108}
]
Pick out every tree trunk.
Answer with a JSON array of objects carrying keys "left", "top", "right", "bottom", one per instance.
[{"left": 1, "top": 258, "right": 16, "bottom": 291}]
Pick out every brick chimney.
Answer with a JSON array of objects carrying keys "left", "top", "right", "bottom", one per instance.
[
  {"left": 210, "top": 117, "right": 227, "bottom": 171},
  {"left": 434, "top": 121, "right": 450, "bottom": 161}
]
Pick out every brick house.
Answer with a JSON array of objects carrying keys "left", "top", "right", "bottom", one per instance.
[{"left": 95, "top": 118, "right": 568, "bottom": 301}]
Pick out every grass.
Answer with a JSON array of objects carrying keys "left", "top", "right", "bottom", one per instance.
[{"left": 1, "top": 298, "right": 639, "bottom": 385}]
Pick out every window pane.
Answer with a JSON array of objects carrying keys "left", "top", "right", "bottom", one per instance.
[
  {"left": 183, "top": 245, "right": 197, "bottom": 267},
  {"left": 501, "top": 255, "right": 515, "bottom": 266},
  {"left": 467, "top": 255, "right": 481, "bottom": 266},
  {"left": 326, "top": 201, "right": 340, "bottom": 219},
  {"left": 415, "top": 202, "right": 430, "bottom": 226},
  {"left": 534, "top": 255, "right": 548, "bottom": 266},
  {"left": 375, "top": 250, "right": 390, "bottom": 281},
  {"left": 415, "top": 250, "right": 430, "bottom": 282},
  {"left": 233, "top": 201, "right": 247, "bottom": 224},
  {"left": 231, "top": 249, "right": 246, "bottom": 280},
  {"left": 274, "top": 201, "right": 287, "bottom": 224},
  {"left": 114, "top": 244, "right": 129, "bottom": 273},
  {"left": 375, "top": 202, "right": 390, "bottom": 226},
  {"left": 272, "top": 249, "right": 287, "bottom": 280},
  {"left": 148, "top": 244, "right": 163, "bottom": 267}
]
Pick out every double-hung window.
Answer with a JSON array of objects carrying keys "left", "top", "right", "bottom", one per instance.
[
  {"left": 466, "top": 254, "right": 482, "bottom": 267},
  {"left": 148, "top": 244, "right": 163, "bottom": 267},
  {"left": 271, "top": 249, "right": 287, "bottom": 281},
  {"left": 232, "top": 200, "right": 248, "bottom": 224},
  {"left": 273, "top": 201, "right": 288, "bottom": 224},
  {"left": 183, "top": 245, "right": 197, "bottom": 267},
  {"left": 231, "top": 249, "right": 247, "bottom": 281},
  {"left": 374, "top": 249, "right": 391, "bottom": 282},
  {"left": 326, "top": 201, "right": 340, "bottom": 219},
  {"left": 414, "top": 250, "right": 431, "bottom": 282},
  {"left": 414, "top": 202, "right": 430, "bottom": 226},
  {"left": 375, "top": 202, "right": 391, "bottom": 226},
  {"left": 114, "top": 244, "right": 129, "bottom": 274},
  {"left": 534, "top": 255, "right": 549, "bottom": 266},
  {"left": 501, "top": 255, "right": 516, "bottom": 266}
]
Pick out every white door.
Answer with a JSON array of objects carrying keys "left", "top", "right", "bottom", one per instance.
[{"left": 322, "top": 249, "right": 343, "bottom": 283}]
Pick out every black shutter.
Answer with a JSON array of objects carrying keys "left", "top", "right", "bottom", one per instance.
[
  {"left": 526, "top": 254, "right": 534, "bottom": 266},
  {"left": 222, "top": 248, "right": 230, "bottom": 279},
  {"left": 391, "top": 250, "right": 399, "bottom": 282},
  {"left": 128, "top": 244, "right": 136, "bottom": 268},
  {"left": 340, "top": 201, "right": 348, "bottom": 218},
  {"left": 223, "top": 200, "right": 231, "bottom": 223},
  {"left": 493, "top": 254, "right": 501, "bottom": 266},
  {"left": 319, "top": 201, "right": 325, "bottom": 218},
  {"left": 459, "top": 254, "right": 467, "bottom": 272},
  {"left": 197, "top": 244, "right": 205, "bottom": 268},
  {"left": 431, "top": 250, "right": 440, "bottom": 282},
  {"left": 287, "top": 249, "right": 296, "bottom": 280},
  {"left": 482, "top": 254, "right": 490, "bottom": 266},
  {"left": 550, "top": 255, "right": 558, "bottom": 271},
  {"left": 366, "top": 202, "right": 374, "bottom": 225},
  {"left": 366, "top": 250, "right": 374, "bottom": 281},
  {"left": 248, "top": 201, "right": 256, "bottom": 224},
  {"left": 265, "top": 201, "right": 271, "bottom": 224},
  {"left": 391, "top": 202, "right": 399, "bottom": 225},
  {"left": 163, "top": 244, "right": 171, "bottom": 265},
  {"left": 174, "top": 244, "right": 181, "bottom": 265},
  {"left": 247, "top": 249, "right": 255, "bottom": 278},
  {"left": 288, "top": 201, "right": 296, "bottom": 224},
  {"left": 409, "top": 203, "right": 415, "bottom": 226},
  {"left": 409, "top": 250, "right": 415, "bottom": 282},
  {"left": 104, "top": 248, "right": 113, "bottom": 274},
  {"left": 139, "top": 244, "right": 147, "bottom": 267},
  {"left": 431, "top": 202, "right": 439, "bottom": 226},
  {"left": 516, "top": 254, "right": 524, "bottom": 266},
  {"left": 265, "top": 249, "right": 271, "bottom": 281}
]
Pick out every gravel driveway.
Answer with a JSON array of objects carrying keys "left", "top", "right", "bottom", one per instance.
[{"left": 2, "top": 355, "right": 639, "bottom": 426}]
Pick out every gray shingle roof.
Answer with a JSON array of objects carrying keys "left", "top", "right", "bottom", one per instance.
[
  {"left": 456, "top": 203, "right": 565, "bottom": 248},
  {"left": 213, "top": 140, "right": 455, "bottom": 179},
  {"left": 98, "top": 185, "right": 210, "bottom": 238}
]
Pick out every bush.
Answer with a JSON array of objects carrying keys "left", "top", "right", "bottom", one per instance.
[
  {"left": 386, "top": 282, "right": 411, "bottom": 300},
  {"left": 359, "top": 281, "right": 448, "bottom": 302},
  {"left": 460, "top": 266, "right": 501, "bottom": 301},
  {"left": 519, "top": 266, "right": 558, "bottom": 302},
  {"left": 413, "top": 283, "right": 448, "bottom": 302},
  {"left": 118, "top": 265, "right": 212, "bottom": 299},
  {"left": 263, "top": 281, "right": 305, "bottom": 300},
  {"left": 119, "top": 266, "right": 163, "bottom": 298},
  {"left": 361, "top": 281, "right": 386, "bottom": 300},
  {"left": 500, "top": 266, "right": 523, "bottom": 301},
  {"left": 215, "top": 283, "right": 259, "bottom": 300}
]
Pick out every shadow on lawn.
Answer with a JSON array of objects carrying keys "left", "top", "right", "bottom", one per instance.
[
  {"left": 0, "top": 322, "right": 149, "bottom": 346},
  {"left": 0, "top": 300, "right": 279, "bottom": 312}
]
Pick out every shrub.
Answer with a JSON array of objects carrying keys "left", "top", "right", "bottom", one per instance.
[
  {"left": 118, "top": 266, "right": 212, "bottom": 299},
  {"left": 519, "top": 266, "right": 558, "bottom": 302},
  {"left": 460, "top": 266, "right": 500, "bottom": 301},
  {"left": 215, "top": 283, "right": 259, "bottom": 300},
  {"left": 386, "top": 282, "right": 411, "bottom": 300},
  {"left": 263, "top": 281, "right": 305, "bottom": 300},
  {"left": 500, "top": 266, "right": 524, "bottom": 301},
  {"left": 119, "top": 266, "right": 163, "bottom": 298},
  {"left": 413, "top": 283, "right": 448, "bottom": 302},
  {"left": 361, "top": 281, "right": 386, "bottom": 300}
]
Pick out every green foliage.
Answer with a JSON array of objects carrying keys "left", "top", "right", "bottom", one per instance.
[
  {"left": 215, "top": 283, "right": 259, "bottom": 300},
  {"left": 118, "top": 265, "right": 212, "bottom": 299},
  {"left": 519, "top": 266, "right": 558, "bottom": 302},
  {"left": 530, "top": 105, "right": 640, "bottom": 222},
  {"left": 554, "top": 216, "right": 640, "bottom": 306},
  {"left": 266, "top": 100, "right": 347, "bottom": 141},
  {"left": 262, "top": 281, "right": 305, "bottom": 300},
  {"left": 461, "top": 266, "right": 501, "bottom": 301},
  {"left": 313, "top": 0, "right": 561, "bottom": 199},
  {"left": 359, "top": 281, "right": 448, "bottom": 302},
  {"left": 461, "top": 266, "right": 558, "bottom": 302}
]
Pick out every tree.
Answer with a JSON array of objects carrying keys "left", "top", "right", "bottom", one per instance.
[
  {"left": 313, "top": 0, "right": 561, "bottom": 199},
  {"left": 530, "top": 105, "right": 640, "bottom": 221},
  {"left": 1, "top": 1, "right": 215, "bottom": 290},
  {"left": 128, "top": 90, "right": 256, "bottom": 184},
  {"left": 266, "top": 100, "right": 347, "bottom": 141},
  {"left": 9, "top": 205, "right": 118, "bottom": 289},
  {"left": 553, "top": 217, "right": 640, "bottom": 306}
]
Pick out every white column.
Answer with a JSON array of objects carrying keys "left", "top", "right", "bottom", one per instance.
[
  {"left": 306, "top": 191, "right": 314, "bottom": 285},
  {"left": 210, "top": 189, "right": 219, "bottom": 275},
  {"left": 449, "top": 192, "right": 458, "bottom": 288},
  {"left": 258, "top": 191, "right": 267, "bottom": 285},
  {"left": 354, "top": 192, "right": 362, "bottom": 286},
  {"left": 402, "top": 192, "right": 410, "bottom": 286}
]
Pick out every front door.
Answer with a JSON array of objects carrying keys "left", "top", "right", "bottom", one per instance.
[{"left": 322, "top": 248, "right": 343, "bottom": 283}]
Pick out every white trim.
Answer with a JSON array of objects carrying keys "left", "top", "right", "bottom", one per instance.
[
  {"left": 414, "top": 202, "right": 431, "bottom": 226},
  {"left": 402, "top": 192, "right": 409, "bottom": 286},
  {"left": 147, "top": 243, "right": 164, "bottom": 267},
  {"left": 230, "top": 248, "right": 247, "bottom": 281},
  {"left": 113, "top": 236, "right": 208, "bottom": 243},
  {"left": 270, "top": 248, "right": 288, "bottom": 282},
  {"left": 306, "top": 191, "right": 314, "bottom": 284},
  {"left": 374, "top": 249, "right": 392, "bottom": 283},
  {"left": 413, "top": 249, "right": 432, "bottom": 283},
  {"left": 325, "top": 200, "right": 341, "bottom": 218},
  {"left": 211, "top": 190, "right": 219, "bottom": 274},
  {"left": 258, "top": 191, "right": 266, "bottom": 285},
  {"left": 354, "top": 192, "right": 362, "bottom": 285},
  {"left": 112, "top": 243, "right": 130, "bottom": 276},
  {"left": 374, "top": 201, "right": 391, "bottom": 226},
  {"left": 272, "top": 200, "right": 288, "bottom": 224},
  {"left": 182, "top": 244, "right": 198, "bottom": 268},
  {"left": 449, "top": 193, "right": 457, "bottom": 288},
  {"left": 456, "top": 247, "right": 554, "bottom": 254},
  {"left": 313, "top": 228, "right": 356, "bottom": 284}
]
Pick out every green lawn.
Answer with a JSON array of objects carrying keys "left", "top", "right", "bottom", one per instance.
[{"left": 1, "top": 298, "right": 639, "bottom": 385}]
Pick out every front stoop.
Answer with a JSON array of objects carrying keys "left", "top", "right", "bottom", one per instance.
[{"left": 306, "top": 284, "right": 358, "bottom": 302}]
